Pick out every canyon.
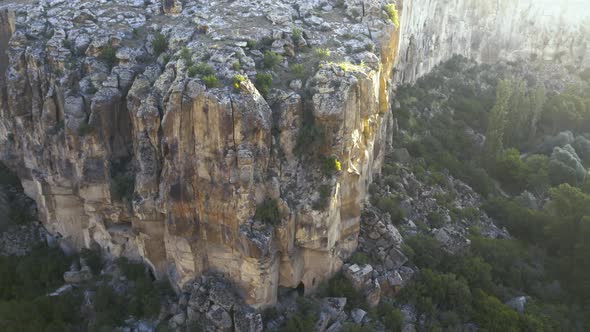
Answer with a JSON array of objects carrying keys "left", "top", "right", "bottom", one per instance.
[{"left": 0, "top": 0, "right": 588, "bottom": 309}]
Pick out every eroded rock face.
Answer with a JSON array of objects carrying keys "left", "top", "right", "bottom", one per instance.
[
  {"left": 0, "top": 0, "right": 397, "bottom": 307},
  {"left": 0, "top": 0, "right": 587, "bottom": 308},
  {"left": 395, "top": 0, "right": 590, "bottom": 84}
]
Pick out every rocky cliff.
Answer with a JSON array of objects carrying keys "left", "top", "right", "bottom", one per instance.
[
  {"left": 0, "top": 0, "right": 588, "bottom": 308},
  {"left": 395, "top": 0, "right": 590, "bottom": 84},
  {"left": 0, "top": 0, "right": 398, "bottom": 307}
]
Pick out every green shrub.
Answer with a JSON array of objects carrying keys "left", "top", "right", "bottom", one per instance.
[
  {"left": 262, "top": 307, "right": 279, "bottom": 322},
  {"left": 295, "top": 123, "right": 324, "bottom": 155},
  {"left": 403, "top": 234, "right": 444, "bottom": 269},
  {"left": 348, "top": 252, "right": 371, "bottom": 265},
  {"left": 254, "top": 198, "right": 281, "bottom": 225},
  {"left": 399, "top": 269, "right": 472, "bottom": 321},
  {"left": 246, "top": 39, "right": 257, "bottom": 49},
  {"left": 318, "top": 272, "right": 367, "bottom": 310},
  {"left": 323, "top": 156, "right": 342, "bottom": 175},
  {"left": 78, "top": 122, "right": 94, "bottom": 136},
  {"left": 364, "top": 43, "right": 375, "bottom": 52},
  {"left": 202, "top": 75, "right": 219, "bottom": 88},
  {"left": 314, "top": 48, "right": 331, "bottom": 60},
  {"left": 375, "top": 302, "right": 403, "bottom": 332},
  {"left": 91, "top": 284, "right": 127, "bottom": 330},
  {"left": 8, "top": 207, "right": 28, "bottom": 225},
  {"left": 428, "top": 211, "right": 445, "bottom": 228},
  {"left": 292, "top": 28, "right": 302, "bottom": 43},
  {"left": 231, "top": 74, "right": 246, "bottom": 90},
  {"left": 493, "top": 148, "right": 527, "bottom": 193},
  {"left": 100, "top": 45, "right": 117, "bottom": 68},
  {"left": 255, "top": 72, "right": 273, "bottom": 95},
  {"left": 470, "top": 236, "right": 539, "bottom": 292},
  {"left": 263, "top": 51, "right": 283, "bottom": 69},
  {"left": 179, "top": 47, "right": 191, "bottom": 64},
  {"left": 524, "top": 154, "right": 550, "bottom": 194},
  {"left": 0, "top": 163, "right": 20, "bottom": 186},
  {"left": 341, "top": 323, "right": 373, "bottom": 332},
  {"left": 152, "top": 31, "right": 167, "bottom": 56},
  {"left": 110, "top": 173, "right": 135, "bottom": 202},
  {"left": 290, "top": 63, "right": 305, "bottom": 77},
  {"left": 232, "top": 61, "right": 241, "bottom": 71},
  {"left": 187, "top": 65, "right": 198, "bottom": 77},
  {"left": 0, "top": 246, "right": 71, "bottom": 301},
  {"left": 80, "top": 248, "right": 102, "bottom": 275},
  {"left": 0, "top": 293, "right": 82, "bottom": 332},
  {"left": 472, "top": 290, "right": 539, "bottom": 331},
  {"left": 284, "top": 313, "right": 316, "bottom": 332},
  {"left": 313, "top": 184, "right": 331, "bottom": 211},
  {"left": 373, "top": 194, "right": 404, "bottom": 224},
  {"left": 384, "top": 4, "right": 400, "bottom": 28},
  {"left": 193, "top": 62, "right": 215, "bottom": 76}
]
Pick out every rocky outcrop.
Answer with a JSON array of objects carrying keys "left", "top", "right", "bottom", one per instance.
[
  {"left": 0, "top": 0, "right": 588, "bottom": 309},
  {"left": 396, "top": 0, "right": 590, "bottom": 84},
  {"left": 0, "top": 0, "right": 398, "bottom": 307}
]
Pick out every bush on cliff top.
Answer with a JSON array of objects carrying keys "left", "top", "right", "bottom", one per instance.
[
  {"left": 255, "top": 72, "right": 273, "bottom": 95},
  {"left": 384, "top": 4, "right": 400, "bottom": 29},
  {"left": 152, "top": 31, "right": 167, "bottom": 56}
]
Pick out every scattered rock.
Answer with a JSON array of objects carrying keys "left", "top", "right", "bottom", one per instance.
[
  {"left": 63, "top": 267, "right": 93, "bottom": 284},
  {"left": 351, "top": 308, "right": 367, "bottom": 324},
  {"left": 506, "top": 296, "right": 527, "bottom": 313}
]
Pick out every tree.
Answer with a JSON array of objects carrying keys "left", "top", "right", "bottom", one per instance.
[
  {"left": 527, "top": 82, "right": 546, "bottom": 143},
  {"left": 545, "top": 184, "right": 590, "bottom": 302},
  {"left": 548, "top": 145, "right": 586, "bottom": 186},
  {"left": 493, "top": 148, "right": 527, "bottom": 193},
  {"left": 485, "top": 80, "right": 513, "bottom": 161},
  {"left": 524, "top": 154, "right": 550, "bottom": 194},
  {"left": 504, "top": 79, "right": 530, "bottom": 149}
]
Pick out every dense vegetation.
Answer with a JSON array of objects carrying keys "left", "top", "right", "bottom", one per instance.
[
  {"left": 0, "top": 246, "right": 81, "bottom": 331},
  {"left": 0, "top": 245, "right": 168, "bottom": 331},
  {"left": 385, "top": 56, "right": 590, "bottom": 330}
]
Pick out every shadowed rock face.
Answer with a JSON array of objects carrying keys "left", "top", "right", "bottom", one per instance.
[
  {"left": 0, "top": 10, "right": 15, "bottom": 82},
  {"left": 0, "top": 0, "right": 587, "bottom": 307}
]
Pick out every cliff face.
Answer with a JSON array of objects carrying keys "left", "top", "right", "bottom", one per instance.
[
  {"left": 0, "top": 0, "right": 588, "bottom": 308},
  {"left": 0, "top": 0, "right": 397, "bottom": 307},
  {"left": 396, "top": 0, "right": 590, "bottom": 84}
]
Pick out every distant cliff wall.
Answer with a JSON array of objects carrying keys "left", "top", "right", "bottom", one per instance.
[{"left": 396, "top": 0, "right": 590, "bottom": 84}]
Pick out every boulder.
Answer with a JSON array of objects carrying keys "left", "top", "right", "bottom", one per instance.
[
  {"left": 506, "top": 296, "right": 527, "bottom": 313},
  {"left": 206, "top": 305, "right": 233, "bottom": 331},
  {"left": 161, "top": 0, "right": 182, "bottom": 14},
  {"left": 351, "top": 308, "right": 367, "bottom": 324},
  {"left": 234, "top": 306, "right": 263, "bottom": 332},
  {"left": 170, "top": 312, "right": 186, "bottom": 326},
  {"left": 63, "top": 267, "right": 92, "bottom": 284},
  {"left": 321, "top": 297, "right": 347, "bottom": 320},
  {"left": 344, "top": 264, "right": 373, "bottom": 290},
  {"left": 364, "top": 279, "right": 381, "bottom": 308}
]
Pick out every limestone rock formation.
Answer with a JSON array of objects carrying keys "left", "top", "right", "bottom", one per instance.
[
  {"left": 0, "top": 0, "right": 398, "bottom": 307},
  {"left": 0, "top": 0, "right": 588, "bottom": 309}
]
